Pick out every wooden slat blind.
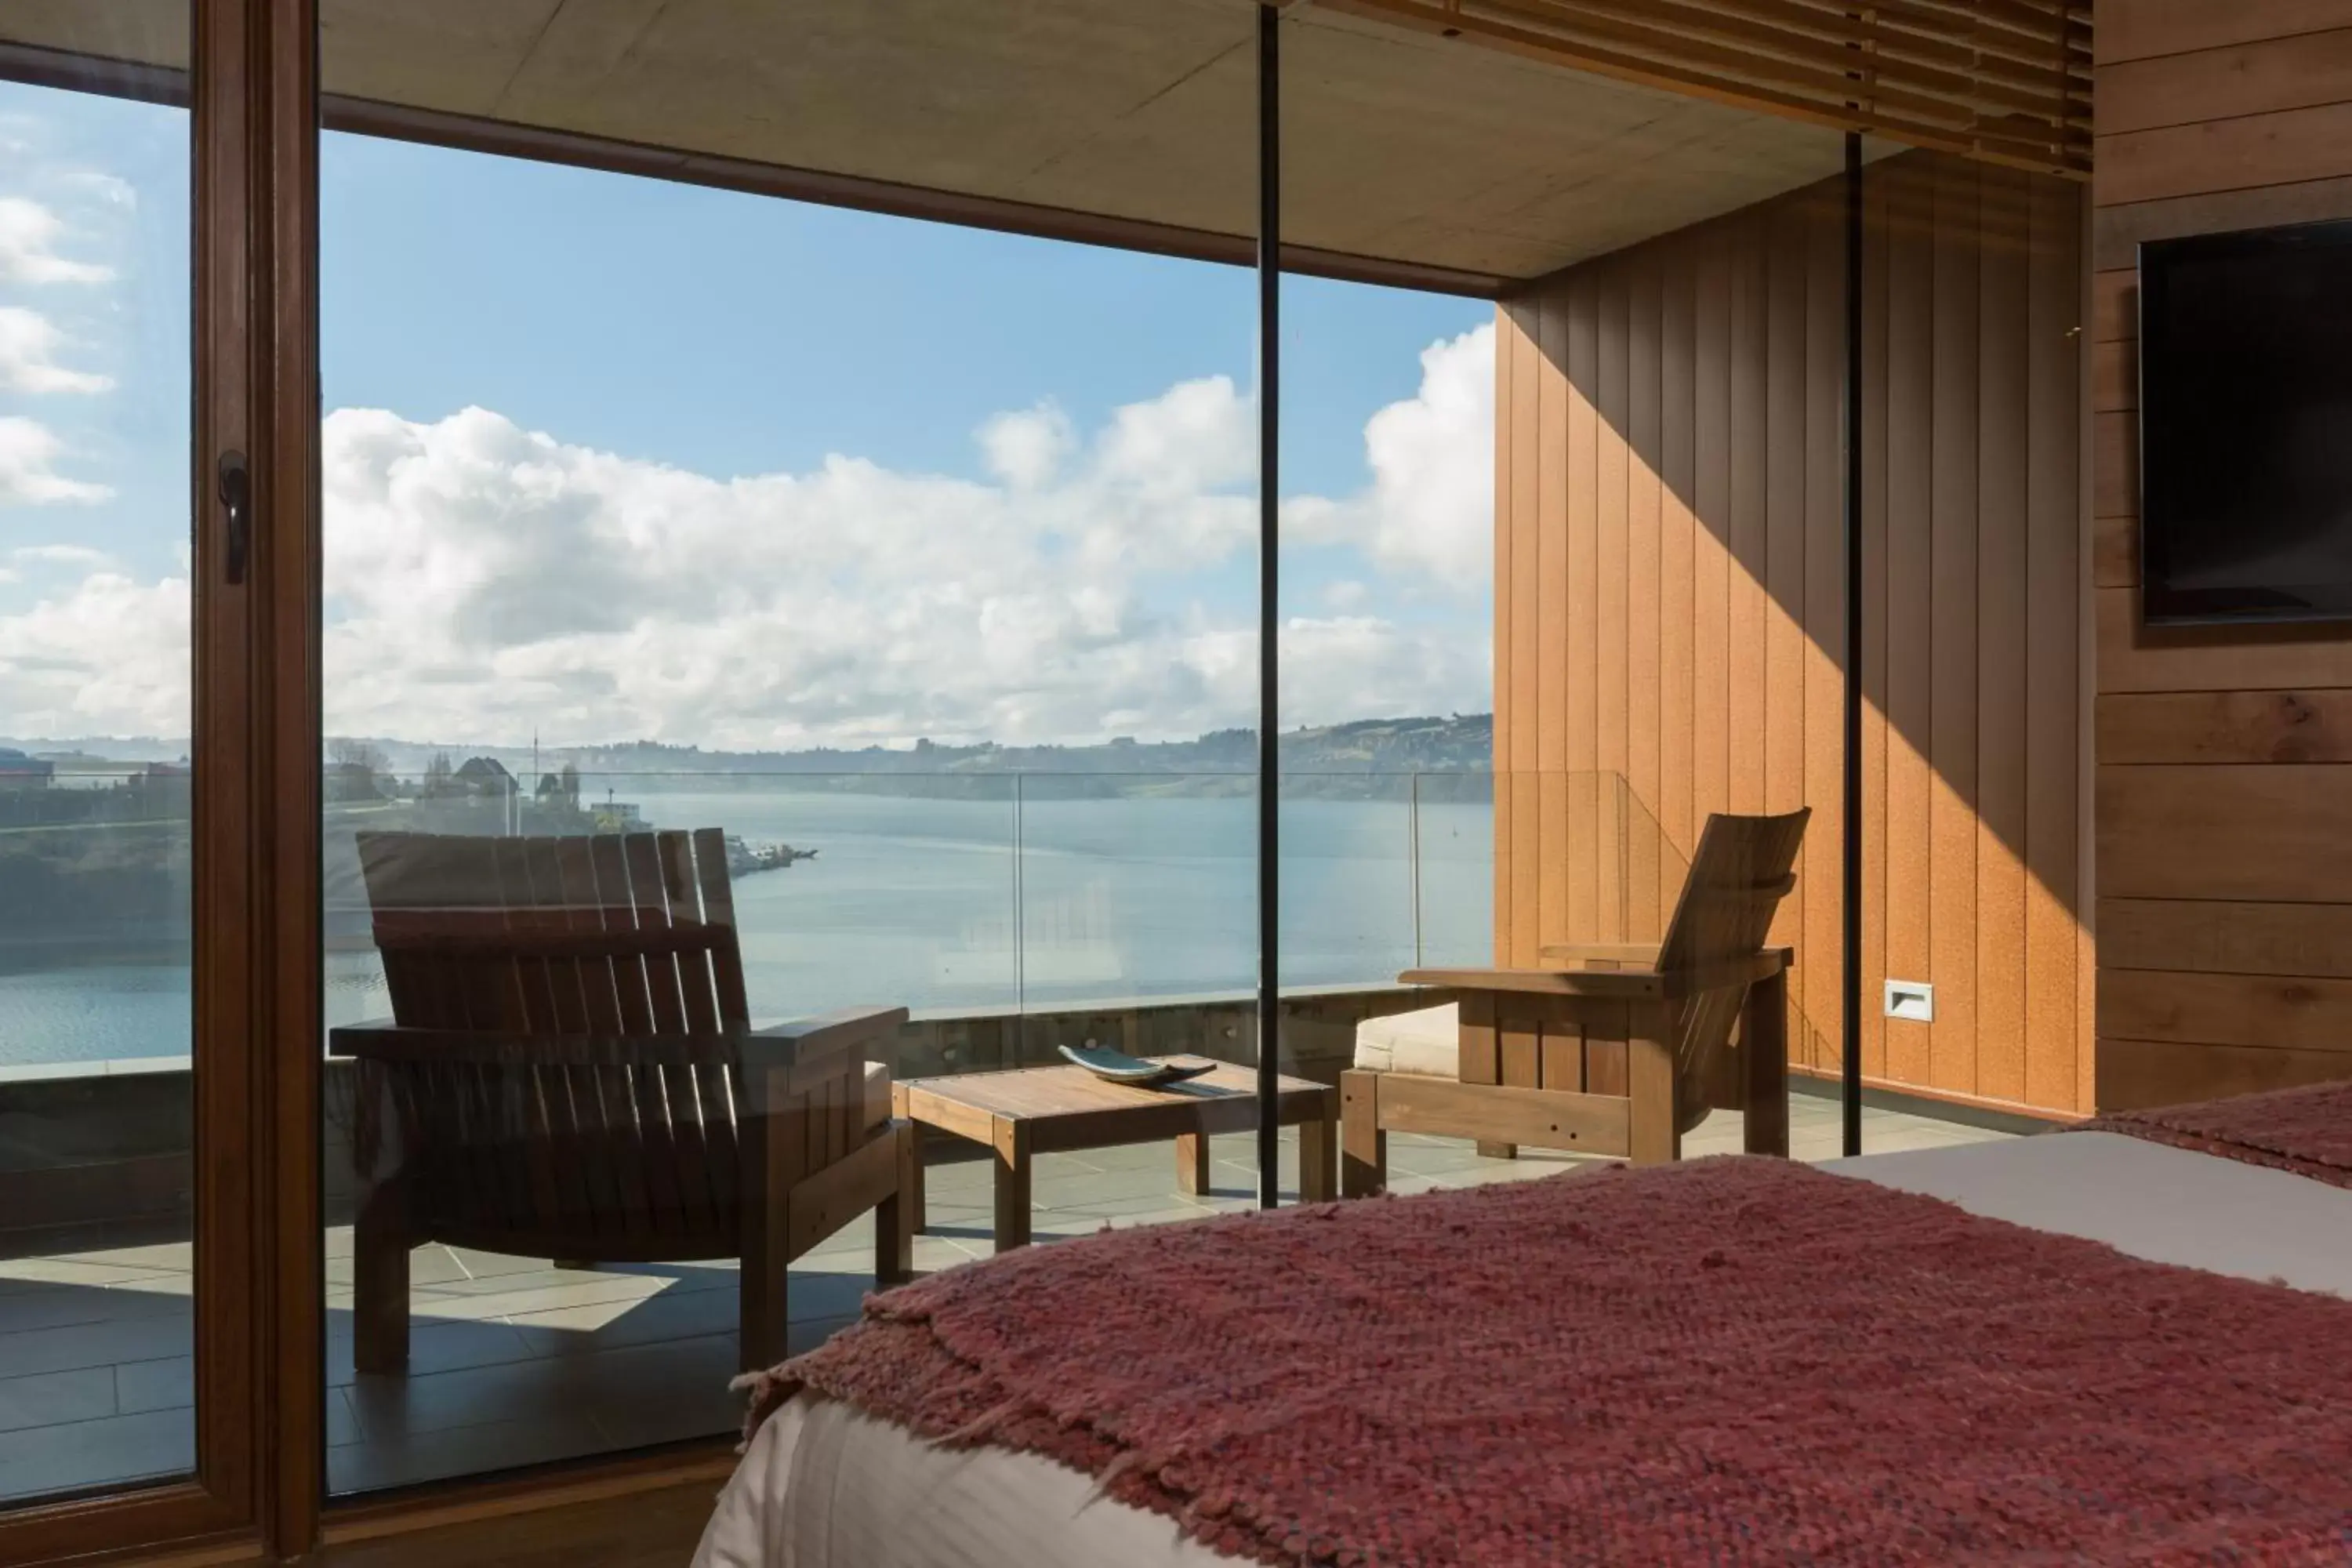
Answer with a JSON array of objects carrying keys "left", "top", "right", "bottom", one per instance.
[{"left": 1312, "top": 0, "right": 2092, "bottom": 177}]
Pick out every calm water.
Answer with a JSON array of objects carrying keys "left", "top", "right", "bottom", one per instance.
[{"left": 0, "top": 787, "right": 1493, "bottom": 1068}]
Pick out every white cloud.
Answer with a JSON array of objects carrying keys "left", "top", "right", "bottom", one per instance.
[
  {"left": 13, "top": 543, "right": 111, "bottom": 567},
  {"left": 0, "top": 307, "right": 112, "bottom": 394},
  {"left": 0, "top": 569, "right": 190, "bottom": 736},
  {"left": 313, "top": 388, "right": 1269, "bottom": 748},
  {"left": 978, "top": 402, "right": 1074, "bottom": 489},
  {"left": 0, "top": 418, "right": 111, "bottom": 506},
  {"left": 0, "top": 363, "right": 1494, "bottom": 746},
  {"left": 58, "top": 172, "right": 136, "bottom": 209},
  {"left": 1284, "top": 322, "right": 1494, "bottom": 593},
  {"left": 0, "top": 197, "right": 113, "bottom": 286},
  {"left": 1276, "top": 615, "right": 1488, "bottom": 733}
]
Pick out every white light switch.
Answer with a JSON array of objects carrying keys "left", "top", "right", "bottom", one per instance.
[{"left": 1884, "top": 980, "right": 1935, "bottom": 1023}]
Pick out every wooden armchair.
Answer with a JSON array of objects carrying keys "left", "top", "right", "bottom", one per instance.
[
  {"left": 1340, "top": 808, "right": 1808, "bottom": 1195},
  {"left": 327, "top": 828, "right": 913, "bottom": 1374}
]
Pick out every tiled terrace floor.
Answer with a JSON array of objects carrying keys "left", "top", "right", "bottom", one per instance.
[{"left": 0, "top": 1095, "right": 2013, "bottom": 1503}]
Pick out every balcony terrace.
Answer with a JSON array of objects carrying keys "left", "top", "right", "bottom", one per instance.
[{"left": 0, "top": 1096, "right": 2012, "bottom": 1500}]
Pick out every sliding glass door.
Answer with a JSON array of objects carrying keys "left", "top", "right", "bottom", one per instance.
[
  {"left": 0, "top": 30, "right": 198, "bottom": 1507},
  {"left": 310, "top": 4, "right": 1265, "bottom": 1496},
  {"left": 0, "top": 0, "right": 311, "bottom": 1560}
]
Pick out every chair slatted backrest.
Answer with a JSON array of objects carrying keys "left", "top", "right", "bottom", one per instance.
[
  {"left": 354, "top": 827, "right": 750, "bottom": 1251},
  {"left": 1655, "top": 808, "right": 1809, "bottom": 1126}
]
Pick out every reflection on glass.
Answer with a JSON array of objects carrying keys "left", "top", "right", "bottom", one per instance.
[
  {"left": 317, "top": 8, "right": 1271, "bottom": 1476},
  {"left": 1408, "top": 770, "right": 1497, "bottom": 970},
  {"left": 324, "top": 768, "right": 1500, "bottom": 1036},
  {"left": 0, "top": 45, "right": 194, "bottom": 1504}
]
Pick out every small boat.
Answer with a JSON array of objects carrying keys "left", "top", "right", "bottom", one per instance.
[{"left": 724, "top": 836, "right": 817, "bottom": 877}]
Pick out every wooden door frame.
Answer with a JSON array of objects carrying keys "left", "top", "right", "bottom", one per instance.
[
  {"left": 255, "top": 0, "right": 324, "bottom": 1552},
  {"left": 0, "top": 0, "right": 320, "bottom": 1560}
]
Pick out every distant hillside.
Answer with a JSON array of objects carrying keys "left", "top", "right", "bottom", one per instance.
[{"left": 329, "top": 715, "right": 1497, "bottom": 782}]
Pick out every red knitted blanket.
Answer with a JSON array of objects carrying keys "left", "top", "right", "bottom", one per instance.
[
  {"left": 747, "top": 1159, "right": 2352, "bottom": 1566},
  {"left": 2085, "top": 1079, "right": 2352, "bottom": 1191}
]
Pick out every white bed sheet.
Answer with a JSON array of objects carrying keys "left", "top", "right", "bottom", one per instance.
[{"left": 693, "top": 1133, "right": 2352, "bottom": 1567}]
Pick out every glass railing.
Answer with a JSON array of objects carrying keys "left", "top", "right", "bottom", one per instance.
[
  {"left": 0, "top": 764, "right": 193, "bottom": 1080},
  {"left": 0, "top": 764, "right": 1724, "bottom": 1071},
  {"left": 1485, "top": 768, "right": 1693, "bottom": 957},
  {"left": 318, "top": 768, "right": 1499, "bottom": 1039}
]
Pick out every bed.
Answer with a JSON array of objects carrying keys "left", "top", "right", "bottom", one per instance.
[{"left": 694, "top": 1089, "right": 2352, "bottom": 1567}]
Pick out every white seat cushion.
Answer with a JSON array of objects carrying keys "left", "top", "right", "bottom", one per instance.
[
  {"left": 1352, "top": 1004, "right": 1461, "bottom": 1079},
  {"left": 862, "top": 1060, "right": 893, "bottom": 1131}
]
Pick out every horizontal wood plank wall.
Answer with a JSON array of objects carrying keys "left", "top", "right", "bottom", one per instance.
[
  {"left": 1494, "top": 150, "right": 2092, "bottom": 1116},
  {"left": 2093, "top": 0, "right": 2352, "bottom": 1109}
]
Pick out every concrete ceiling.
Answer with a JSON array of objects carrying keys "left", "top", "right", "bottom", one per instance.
[{"left": 1, "top": 0, "right": 1859, "bottom": 287}]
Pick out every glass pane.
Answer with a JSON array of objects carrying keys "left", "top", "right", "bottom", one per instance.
[
  {"left": 1411, "top": 770, "right": 1494, "bottom": 970},
  {"left": 1278, "top": 8, "right": 1870, "bottom": 1185},
  {"left": 1017, "top": 774, "right": 1254, "bottom": 1012},
  {"left": 1272, "top": 8, "right": 1503, "bottom": 1200},
  {"left": 0, "top": 11, "right": 195, "bottom": 1506},
  {"left": 318, "top": 7, "right": 1261, "bottom": 1490}
]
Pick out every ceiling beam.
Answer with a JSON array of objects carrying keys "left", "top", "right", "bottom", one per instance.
[{"left": 1302, "top": 0, "right": 2092, "bottom": 180}]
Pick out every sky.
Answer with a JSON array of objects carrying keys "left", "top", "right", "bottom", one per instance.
[{"left": 0, "top": 81, "right": 1494, "bottom": 753}]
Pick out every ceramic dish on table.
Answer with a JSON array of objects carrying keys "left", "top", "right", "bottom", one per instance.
[{"left": 1055, "top": 1043, "right": 1219, "bottom": 1089}]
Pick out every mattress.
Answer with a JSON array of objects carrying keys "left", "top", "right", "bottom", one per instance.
[{"left": 692, "top": 1133, "right": 2352, "bottom": 1567}]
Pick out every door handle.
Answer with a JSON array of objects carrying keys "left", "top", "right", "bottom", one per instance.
[{"left": 218, "top": 450, "right": 250, "bottom": 585}]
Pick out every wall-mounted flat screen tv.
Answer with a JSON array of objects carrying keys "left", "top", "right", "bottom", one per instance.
[{"left": 2140, "top": 220, "right": 2352, "bottom": 626}]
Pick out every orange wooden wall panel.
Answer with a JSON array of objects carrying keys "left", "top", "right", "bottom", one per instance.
[
  {"left": 1694, "top": 227, "right": 1733, "bottom": 866},
  {"left": 2092, "top": 0, "right": 2352, "bottom": 1109},
  {"left": 1537, "top": 283, "right": 1572, "bottom": 960},
  {"left": 1726, "top": 214, "right": 1766, "bottom": 833},
  {"left": 1802, "top": 191, "right": 1846, "bottom": 1077},
  {"left": 1510, "top": 292, "right": 1541, "bottom": 967},
  {"left": 1976, "top": 165, "right": 2031, "bottom": 1107},
  {"left": 1566, "top": 278, "right": 1600, "bottom": 939},
  {"left": 1535, "top": 291, "right": 1569, "bottom": 785},
  {"left": 1494, "top": 148, "right": 2090, "bottom": 1116},
  {"left": 2024, "top": 170, "right": 2084, "bottom": 1113},
  {"left": 1929, "top": 154, "right": 1982, "bottom": 1099},
  {"left": 1627, "top": 263, "right": 1665, "bottom": 941},
  {"left": 1860, "top": 160, "right": 1893, "bottom": 1084},
  {"left": 1882, "top": 154, "right": 1937, "bottom": 1092},
  {"left": 1762, "top": 205, "right": 1806, "bottom": 1053},
  {"left": 1598, "top": 263, "right": 1631, "bottom": 942},
  {"left": 1659, "top": 244, "right": 1697, "bottom": 886}
]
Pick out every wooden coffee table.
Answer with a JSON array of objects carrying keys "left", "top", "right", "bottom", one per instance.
[{"left": 892, "top": 1058, "right": 1340, "bottom": 1251}]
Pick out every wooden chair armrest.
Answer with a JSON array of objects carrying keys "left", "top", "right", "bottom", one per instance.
[
  {"left": 1401, "top": 953, "right": 1784, "bottom": 1002},
  {"left": 1537, "top": 942, "right": 1662, "bottom": 967},
  {"left": 745, "top": 1006, "right": 910, "bottom": 1067},
  {"left": 1401, "top": 966, "right": 1673, "bottom": 999},
  {"left": 328, "top": 1023, "right": 748, "bottom": 1066}
]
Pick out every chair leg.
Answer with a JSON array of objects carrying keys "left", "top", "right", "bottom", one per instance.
[
  {"left": 1298, "top": 1094, "right": 1339, "bottom": 1203},
  {"left": 1339, "top": 1071, "right": 1388, "bottom": 1198},
  {"left": 1741, "top": 967, "right": 1791, "bottom": 1158},
  {"left": 351, "top": 1172, "right": 410, "bottom": 1375},
  {"left": 1628, "top": 1029, "right": 1681, "bottom": 1167},
  {"left": 739, "top": 1065, "right": 792, "bottom": 1372},
  {"left": 739, "top": 1254, "right": 788, "bottom": 1374},
  {"left": 876, "top": 1120, "right": 916, "bottom": 1287}
]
